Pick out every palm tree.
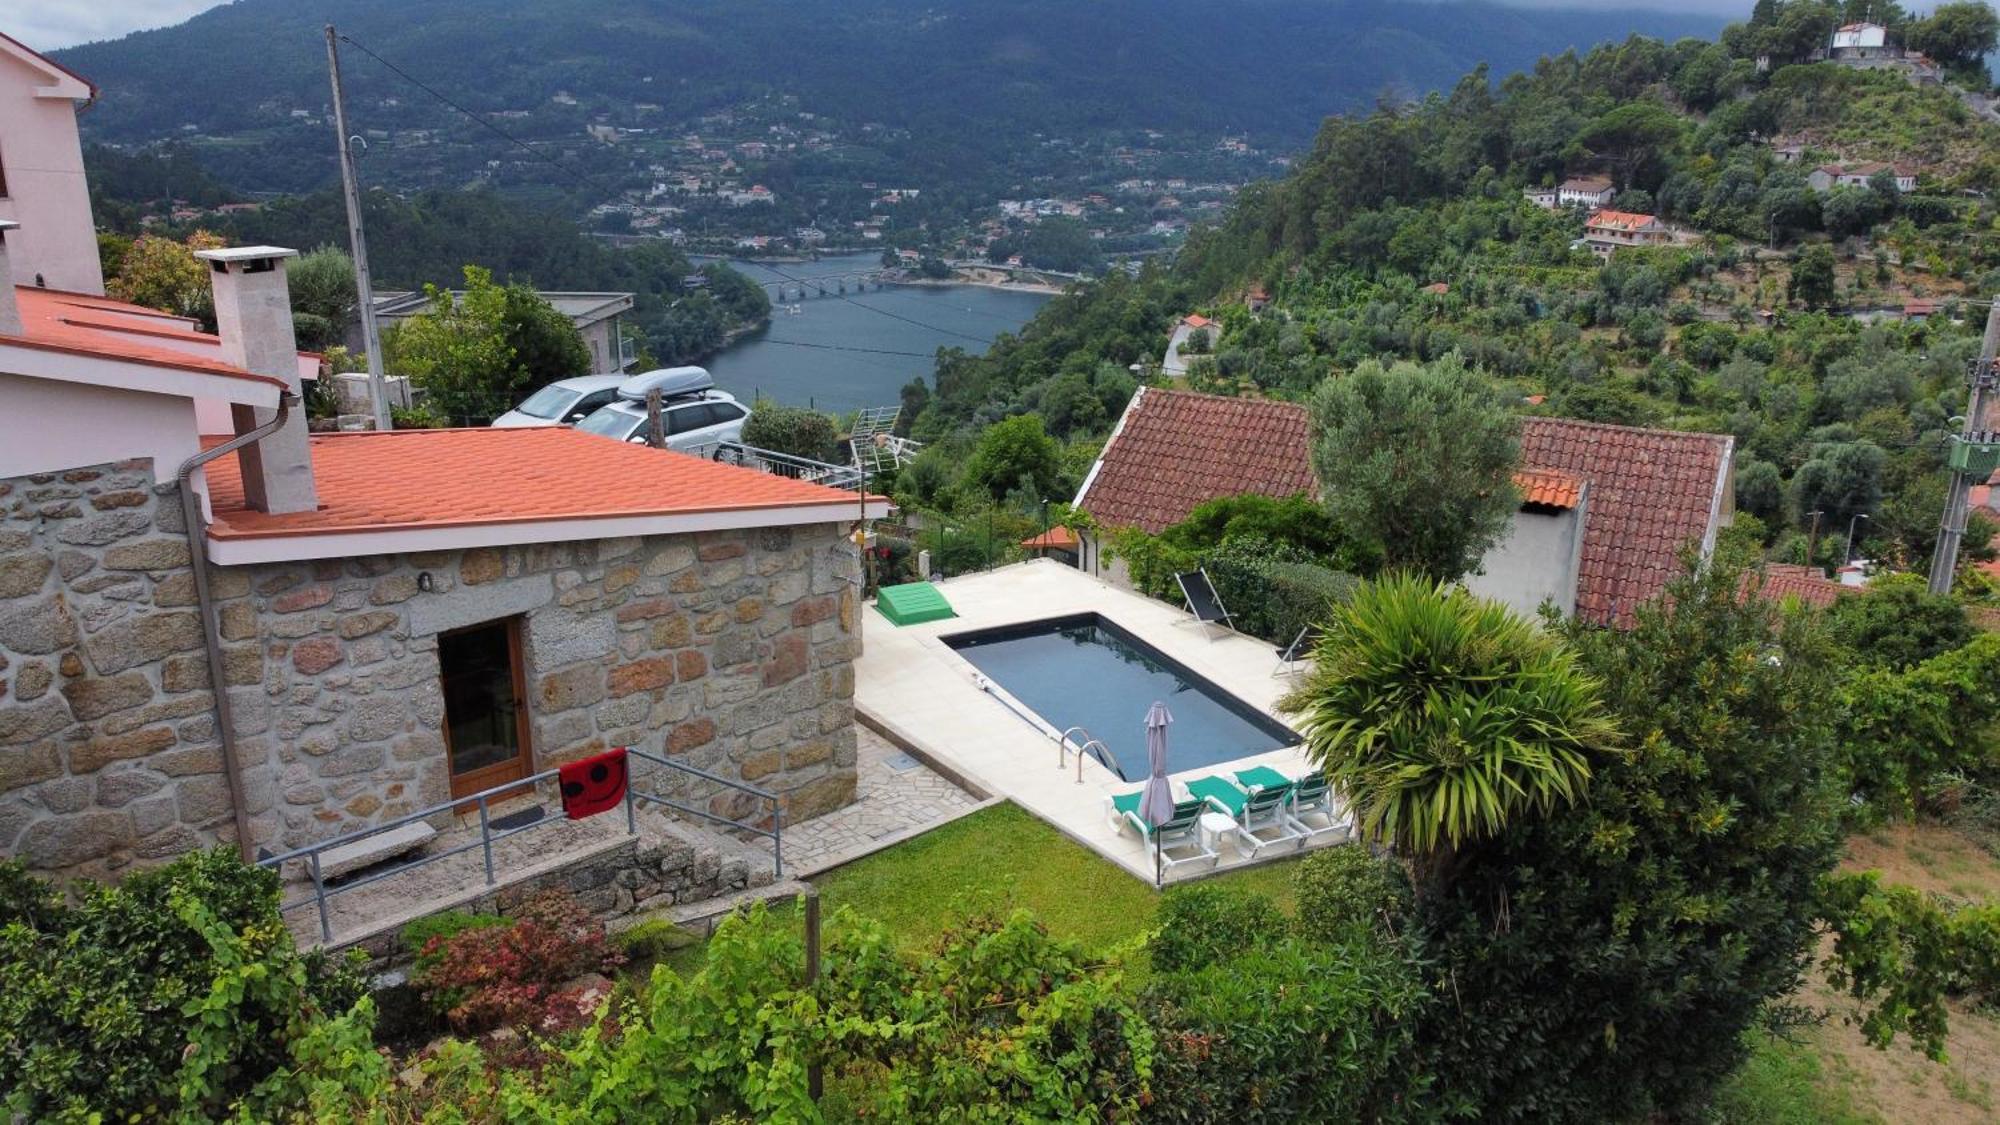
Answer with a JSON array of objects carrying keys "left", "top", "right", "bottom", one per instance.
[{"left": 1283, "top": 575, "right": 1619, "bottom": 882}]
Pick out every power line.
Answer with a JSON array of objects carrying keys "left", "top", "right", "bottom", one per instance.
[
  {"left": 335, "top": 33, "right": 618, "bottom": 199},
  {"left": 753, "top": 338, "right": 942, "bottom": 358}
]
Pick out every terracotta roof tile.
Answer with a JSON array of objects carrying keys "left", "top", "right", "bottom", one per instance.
[
  {"left": 1585, "top": 210, "right": 1661, "bottom": 231},
  {"left": 1746, "top": 566, "right": 1856, "bottom": 609},
  {"left": 1078, "top": 389, "right": 1731, "bottom": 627},
  {"left": 5, "top": 286, "right": 290, "bottom": 389},
  {"left": 1519, "top": 416, "right": 1732, "bottom": 626},
  {"left": 1514, "top": 466, "right": 1582, "bottom": 510},
  {"left": 203, "top": 427, "right": 871, "bottom": 540},
  {"left": 1021, "top": 525, "right": 1080, "bottom": 550},
  {"left": 1079, "top": 388, "right": 1315, "bottom": 534}
]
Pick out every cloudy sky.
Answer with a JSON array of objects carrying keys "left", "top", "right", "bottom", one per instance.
[{"left": 12, "top": 1, "right": 230, "bottom": 51}]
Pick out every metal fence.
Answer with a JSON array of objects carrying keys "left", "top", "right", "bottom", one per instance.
[{"left": 258, "top": 745, "right": 782, "bottom": 944}]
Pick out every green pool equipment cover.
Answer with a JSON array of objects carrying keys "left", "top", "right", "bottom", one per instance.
[{"left": 875, "top": 581, "right": 956, "bottom": 626}]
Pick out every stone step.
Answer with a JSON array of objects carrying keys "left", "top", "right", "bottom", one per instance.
[
  {"left": 666, "top": 878, "right": 815, "bottom": 937},
  {"left": 316, "top": 821, "right": 438, "bottom": 881}
]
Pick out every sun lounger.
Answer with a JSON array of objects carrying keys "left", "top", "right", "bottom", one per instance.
[
  {"left": 1263, "top": 769, "right": 1347, "bottom": 840},
  {"left": 1107, "top": 793, "right": 1219, "bottom": 874},
  {"left": 1273, "top": 623, "right": 1321, "bottom": 675},
  {"left": 1174, "top": 568, "right": 1233, "bottom": 637},
  {"left": 1186, "top": 773, "right": 1304, "bottom": 857}
]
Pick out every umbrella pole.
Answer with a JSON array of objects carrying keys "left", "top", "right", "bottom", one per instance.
[{"left": 1155, "top": 832, "right": 1163, "bottom": 889}]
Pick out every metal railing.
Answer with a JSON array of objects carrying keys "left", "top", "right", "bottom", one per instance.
[
  {"left": 259, "top": 746, "right": 783, "bottom": 944},
  {"left": 1054, "top": 726, "right": 1117, "bottom": 784},
  {"left": 689, "top": 439, "right": 867, "bottom": 490}
]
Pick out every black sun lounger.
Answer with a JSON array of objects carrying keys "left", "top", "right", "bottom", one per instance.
[{"left": 1175, "top": 568, "right": 1234, "bottom": 636}]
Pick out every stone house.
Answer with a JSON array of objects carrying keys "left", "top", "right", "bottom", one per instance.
[
  {"left": 1806, "top": 161, "right": 1916, "bottom": 194},
  {"left": 0, "top": 230, "right": 883, "bottom": 882}
]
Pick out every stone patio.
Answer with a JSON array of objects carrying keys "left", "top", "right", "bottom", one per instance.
[{"left": 782, "top": 724, "right": 987, "bottom": 875}]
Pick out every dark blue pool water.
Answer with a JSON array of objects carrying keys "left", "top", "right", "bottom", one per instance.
[{"left": 945, "top": 614, "right": 1297, "bottom": 781}]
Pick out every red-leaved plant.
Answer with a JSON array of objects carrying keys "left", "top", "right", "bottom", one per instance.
[{"left": 413, "top": 890, "right": 624, "bottom": 1035}]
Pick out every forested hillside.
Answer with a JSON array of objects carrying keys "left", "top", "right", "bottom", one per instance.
[
  {"left": 54, "top": 0, "right": 1718, "bottom": 193},
  {"left": 904, "top": 1, "right": 2000, "bottom": 579}
]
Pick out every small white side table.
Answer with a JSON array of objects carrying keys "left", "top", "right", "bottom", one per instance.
[{"left": 1198, "top": 811, "right": 1239, "bottom": 856}]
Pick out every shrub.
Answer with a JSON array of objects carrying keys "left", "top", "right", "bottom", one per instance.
[
  {"left": 1204, "top": 536, "right": 1359, "bottom": 645},
  {"left": 401, "top": 908, "right": 506, "bottom": 978},
  {"left": 0, "top": 849, "right": 372, "bottom": 1121},
  {"left": 412, "top": 889, "right": 624, "bottom": 1034},
  {"left": 1837, "top": 632, "right": 2000, "bottom": 814},
  {"left": 742, "top": 401, "right": 840, "bottom": 462},
  {"left": 1293, "top": 844, "right": 1412, "bottom": 947},
  {"left": 1145, "top": 936, "right": 1429, "bottom": 1122},
  {"left": 1150, "top": 884, "right": 1288, "bottom": 974},
  {"left": 615, "top": 917, "right": 701, "bottom": 963}
]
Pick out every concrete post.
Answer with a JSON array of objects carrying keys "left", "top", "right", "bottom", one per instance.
[{"left": 197, "top": 245, "right": 319, "bottom": 515}]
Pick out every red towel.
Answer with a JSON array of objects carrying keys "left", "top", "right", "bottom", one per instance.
[{"left": 558, "top": 748, "right": 628, "bottom": 820}]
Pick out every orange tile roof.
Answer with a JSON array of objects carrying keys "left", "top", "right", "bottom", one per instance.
[
  {"left": 6, "top": 287, "right": 290, "bottom": 390},
  {"left": 1021, "top": 525, "right": 1080, "bottom": 551},
  {"left": 203, "top": 427, "right": 873, "bottom": 540},
  {"left": 1585, "top": 210, "right": 1661, "bottom": 231},
  {"left": 1514, "top": 467, "right": 1583, "bottom": 509},
  {"left": 1181, "top": 314, "right": 1214, "bottom": 328}
]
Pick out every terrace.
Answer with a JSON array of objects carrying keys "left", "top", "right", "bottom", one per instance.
[{"left": 857, "top": 559, "right": 1353, "bottom": 882}]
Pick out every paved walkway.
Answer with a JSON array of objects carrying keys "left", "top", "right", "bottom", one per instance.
[{"left": 784, "top": 725, "right": 984, "bottom": 874}]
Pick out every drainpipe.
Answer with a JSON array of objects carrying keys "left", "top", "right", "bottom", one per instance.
[{"left": 175, "top": 391, "right": 297, "bottom": 862}]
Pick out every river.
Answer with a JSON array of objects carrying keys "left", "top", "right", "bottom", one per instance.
[{"left": 701, "top": 253, "right": 1054, "bottom": 415}]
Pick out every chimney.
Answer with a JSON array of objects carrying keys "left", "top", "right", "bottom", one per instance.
[
  {"left": 0, "top": 222, "right": 21, "bottom": 337},
  {"left": 196, "top": 246, "right": 318, "bottom": 514}
]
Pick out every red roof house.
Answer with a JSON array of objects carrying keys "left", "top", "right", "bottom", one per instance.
[{"left": 1074, "top": 388, "right": 1733, "bottom": 626}]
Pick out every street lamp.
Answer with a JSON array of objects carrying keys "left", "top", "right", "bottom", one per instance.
[{"left": 1844, "top": 513, "right": 1870, "bottom": 564}]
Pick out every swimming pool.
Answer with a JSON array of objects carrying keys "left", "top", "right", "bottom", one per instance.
[{"left": 944, "top": 613, "right": 1298, "bottom": 781}]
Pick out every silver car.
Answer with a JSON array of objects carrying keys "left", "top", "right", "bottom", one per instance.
[
  {"left": 490, "top": 374, "right": 625, "bottom": 428},
  {"left": 573, "top": 367, "right": 751, "bottom": 451}
]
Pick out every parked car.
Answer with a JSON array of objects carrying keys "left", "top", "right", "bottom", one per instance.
[
  {"left": 573, "top": 366, "right": 751, "bottom": 451},
  {"left": 490, "top": 374, "right": 625, "bottom": 428}
]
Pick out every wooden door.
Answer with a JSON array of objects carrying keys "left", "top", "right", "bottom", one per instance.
[{"left": 438, "top": 617, "right": 534, "bottom": 799}]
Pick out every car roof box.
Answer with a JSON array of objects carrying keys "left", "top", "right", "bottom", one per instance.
[{"left": 618, "top": 366, "right": 713, "bottom": 402}]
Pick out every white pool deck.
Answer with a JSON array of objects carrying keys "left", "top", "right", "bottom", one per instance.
[{"left": 856, "top": 559, "right": 1351, "bottom": 883}]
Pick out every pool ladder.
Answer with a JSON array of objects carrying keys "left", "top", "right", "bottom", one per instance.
[{"left": 1055, "top": 726, "right": 1114, "bottom": 785}]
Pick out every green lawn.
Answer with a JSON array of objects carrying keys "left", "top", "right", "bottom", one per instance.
[
  {"left": 799, "top": 802, "right": 1303, "bottom": 951},
  {"left": 1711, "top": 1032, "right": 1877, "bottom": 1125}
]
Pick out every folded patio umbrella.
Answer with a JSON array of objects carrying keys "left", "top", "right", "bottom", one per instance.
[{"left": 1140, "top": 701, "right": 1175, "bottom": 885}]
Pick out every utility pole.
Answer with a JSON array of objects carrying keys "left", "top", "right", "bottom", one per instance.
[
  {"left": 1927, "top": 296, "right": 2000, "bottom": 593},
  {"left": 325, "top": 25, "right": 393, "bottom": 433}
]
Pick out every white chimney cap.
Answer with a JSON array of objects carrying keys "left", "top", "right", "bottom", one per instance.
[
  {"left": 195, "top": 245, "right": 299, "bottom": 265},
  {"left": 0, "top": 220, "right": 18, "bottom": 234}
]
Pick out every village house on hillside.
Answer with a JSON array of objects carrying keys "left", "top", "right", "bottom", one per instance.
[
  {"left": 1558, "top": 175, "right": 1616, "bottom": 209},
  {"left": 1583, "top": 210, "right": 1673, "bottom": 257},
  {"left": 1071, "top": 387, "right": 1734, "bottom": 627},
  {"left": 1807, "top": 161, "right": 1916, "bottom": 193},
  {"left": 1161, "top": 314, "right": 1219, "bottom": 376}
]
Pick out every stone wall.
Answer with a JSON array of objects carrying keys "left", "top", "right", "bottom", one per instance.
[
  {"left": 0, "top": 460, "right": 240, "bottom": 878},
  {"left": 228, "top": 523, "right": 861, "bottom": 852},
  {"left": 1, "top": 455, "right": 863, "bottom": 877}
]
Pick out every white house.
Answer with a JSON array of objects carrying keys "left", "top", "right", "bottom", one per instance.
[
  {"left": 1523, "top": 186, "right": 1560, "bottom": 210},
  {"left": 1806, "top": 162, "right": 1915, "bottom": 193},
  {"left": 1830, "top": 22, "right": 1888, "bottom": 53},
  {"left": 0, "top": 33, "right": 104, "bottom": 294},
  {"left": 1558, "top": 176, "right": 1616, "bottom": 209}
]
